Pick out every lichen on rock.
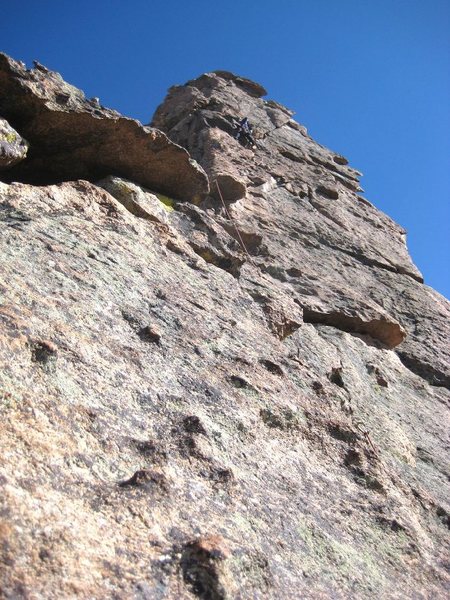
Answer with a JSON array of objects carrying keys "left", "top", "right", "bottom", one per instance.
[{"left": 0, "top": 117, "right": 28, "bottom": 169}]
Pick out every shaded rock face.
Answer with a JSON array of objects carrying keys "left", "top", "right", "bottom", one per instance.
[
  {"left": 0, "top": 53, "right": 209, "bottom": 202},
  {"left": 0, "top": 59, "right": 449, "bottom": 599}
]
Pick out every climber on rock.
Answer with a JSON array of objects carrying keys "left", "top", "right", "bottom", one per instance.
[{"left": 234, "top": 117, "right": 256, "bottom": 149}]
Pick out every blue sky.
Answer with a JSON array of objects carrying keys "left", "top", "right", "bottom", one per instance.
[{"left": 2, "top": 0, "right": 449, "bottom": 298}]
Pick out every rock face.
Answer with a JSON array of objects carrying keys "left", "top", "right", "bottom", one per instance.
[
  {"left": 153, "top": 71, "right": 450, "bottom": 384},
  {"left": 0, "top": 59, "right": 449, "bottom": 599}
]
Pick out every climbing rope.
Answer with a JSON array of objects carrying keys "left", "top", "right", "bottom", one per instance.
[{"left": 214, "top": 179, "right": 255, "bottom": 266}]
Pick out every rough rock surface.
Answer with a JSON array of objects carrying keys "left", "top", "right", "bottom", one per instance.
[
  {"left": 0, "top": 117, "right": 28, "bottom": 169},
  {"left": 153, "top": 71, "right": 450, "bottom": 386},
  {"left": 0, "top": 60, "right": 449, "bottom": 599},
  {"left": 0, "top": 53, "right": 209, "bottom": 202}
]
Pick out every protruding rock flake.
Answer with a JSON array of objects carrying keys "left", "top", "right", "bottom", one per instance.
[{"left": 0, "top": 56, "right": 449, "bottom": 599}]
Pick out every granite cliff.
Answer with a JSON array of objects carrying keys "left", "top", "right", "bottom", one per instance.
[{"left": 0, "top": 54, "right": 449, "bottom": 599}]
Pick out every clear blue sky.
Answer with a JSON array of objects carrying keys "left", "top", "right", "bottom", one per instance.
[{"left": 2, "top": 0, "right": 449, "bottom": 298}]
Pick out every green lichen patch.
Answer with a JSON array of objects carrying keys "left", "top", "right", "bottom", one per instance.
[
  {"left": 260, "top": 406, "right": 305, "bottom": 431},
  {"left": 156, "top": 193, "right": 175, "bottom": 212},
  {"left": 297, "top": 516, "right": 387, "bottom": 594},
  {"left": 1, "top": 132, "right": 17, "bottom": 144},
  {"left": 0, "top": 377, "right": 23, "bottom": 412}
]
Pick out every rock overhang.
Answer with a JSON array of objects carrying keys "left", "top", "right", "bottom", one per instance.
[{"left": 0, "top": 53, "right": 209, "bottom": 203}]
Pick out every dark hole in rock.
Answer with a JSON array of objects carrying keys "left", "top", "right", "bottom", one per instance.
[
  {"left": 376, "top": 374, "right": 388, "bottom": 388},
  {"left": 39, "top": 548, "right": 51, "bottom": 562},
  {"left": 260, "top": 408, "right": 284, "bottom": 429},
  {"left": 316, "top": 185, "right": 339, "bottom": 200},
  {"left": 259, "top": 359, "right": 284, "bottom": 376},
  {"left": 181, "top": 535, "right": 230, "bottom": 600},
  {"left": 122, "top": 309, "right": 142, "bottom": 329},
  {"left": 30, "top": 339, "right": 58, "bottom": 364},
  {"left": 229, "top": 375, "right": 251, "bottom": 389},
  {"left": 183, "top": 415, "right": 207, "bottom": 435},
  {"left": 177, "top": 435, "right": 205, "bottom": 460},
  {"left": 311, "top": 380, "right": 325, "bottom": 395},
  {"left": 191, "top": 246, "right": 243, "bottom": 278},
  {"left": 286, "top": 267, "right": 302, "bottom": 278},
  {"left": 327, "top": 423, "right": 358, "bottom": 443},
  {"left": 55, "top": 93, "right": 70, "bottom": 105},
  {"left": 366, "top": 363, "right": 388, "bottom": 387},
  {"left": 333, "top": 155, "right": 349, "bottom": 166},
  {"left": 215, "top": 257, "right": 240, "bottom": 275},
  {"left": 138, "top": 325, "right": 161, "bottom": 344},
  {"left": 344, "top": 448, "right": 363, "bottom": 467},
  {"left": 347, "top": 463, "right": 385, "bottom": 492},
  {"left": 118, "top": 469, "right": 168, "bottom": 492},
  {"left": 329, "top": 367, "right": 345, "bottom": 388},
  {"left": 375, "top": 517, "right": 407, "bottom": 533},
  {"left": 436, "top": 507, "right": 450, "bottom": 530}
]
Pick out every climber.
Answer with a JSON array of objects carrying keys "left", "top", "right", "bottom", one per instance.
[{"left": 234, "top": 117, "right": 256, "bottom": 149}]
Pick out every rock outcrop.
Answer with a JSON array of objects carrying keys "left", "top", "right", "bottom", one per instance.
[
  {"left": 0, "top": 59, "right": 449, "bottom": 599},
  {"left": 153, "top": 71, "right": 450, "bottom": 385}
]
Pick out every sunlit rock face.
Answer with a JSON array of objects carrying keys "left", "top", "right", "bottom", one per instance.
[
  {"left": 153, "top": 70, "right": 449, "bottom": 384},
  {"left": 0, "top": 57, "right": 449, "bottom": 599}
]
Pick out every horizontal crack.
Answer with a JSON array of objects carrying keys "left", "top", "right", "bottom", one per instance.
[
  {"left": 303, "top": 307, "right": 405, "bottom": 349},
  {"left": 313, "top": 234, "right": 423, "bottom": 283},
  {"left": 396, "top": 351, "right": 450, "bottom": 391}
]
